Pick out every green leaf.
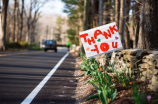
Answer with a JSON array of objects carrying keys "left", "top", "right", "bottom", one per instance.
[
  {"left": 123, "top": 82, "right": 126, "bottom": 87},
  {"left": 81, "top": 64, "right": 87, "bottom": 71},
  {"left": 94, "top": 63, "right": 99, "bottom": 70},
  {"left": 106, "top": 87, "right": 112, "bottom": 98},
  {"left": 91, "top": 83, "right": 100, "bottom": 91},
  {"left": 111, "top": 89, "right": 117, "bottom": 102},
  {"left": 84, "top": 71, "right": 88, "bottom": 75},
  {"left": 84, "top": 71, "right": 91, "bottom": 75},
  {"left": 81, "top": 68, "right": 87, "bottom": 71},
  {"left": 90, "top": 64, "right": 95, "bottom": 70},
  {"left": 96, "top": 72, "right": 102, "bottom": 83},
  {"left": 98, "top": 90, "right": 107, "bottom": 104},
  {"left": 105, "top": 73, "right": 111, "bottom": 85},
  {"left": 87, "top": 80, "right": 98, "bottom": 84},
  {"left": 86, "top": 94, "right": 99, "bottom": 101}
]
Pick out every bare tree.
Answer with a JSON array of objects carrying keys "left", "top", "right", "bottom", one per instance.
[
  {"left": 0, "top": 0, "right": 9, "bottom": 51},
  {"left": 13, "top": 0, "right": 20, "bottom": 42},
  {"left": 27, "top": 0, "right": 32, "bottom": 43},
  {"left": 19, "top": 0, "right": 24, "bottom": 40},
  {"left": 54, "top": 17, "right": 63, "bottom": 44},
  {"left": 13, "top": 0, "right": 17, "bottom": 42},
  {"left": 27, "top": 0, "right": 48, "bottom": 44},
  {"left": 17, "top": 0, "right": 20, "bottom": 41}
]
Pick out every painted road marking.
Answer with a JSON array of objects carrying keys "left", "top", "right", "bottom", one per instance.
[
  {"left": 21, "top": 52, "right": 69, "bottom": 104},
  {"left": 0, "top": 51, "right": 43, "bottom": 57}
]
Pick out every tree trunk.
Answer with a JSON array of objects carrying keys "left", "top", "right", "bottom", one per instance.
[
  {"left": 81, "top": 0, "right": 89, "bottom": 53},
  {"left": 92, "top": 0, "right": 95, "bottom": 27},
  {"left": 17, "top": 0, "right": 20, "bottom": 41},
  {"left": 27, "top": 18, "right": 30, "bottom": 43},
  {"left": 31, "top": 21, "right": 35, "bottom": 43},
  {"left": 20, "top": 0, "right": 24, "bottom": 40},
  {"left": 0, "top": 14, "right": 3, "bottom": 50},
  {"left": 91, "top": 0, "right": 97, "bottom": 27},
  {"left": 137, "top": 0, "right": 158, "bottom": 49},
  {"left": 13, "top": 0, "right": 17, "bottom": 42},
  {"left": 119, "top": 0, "right": 126, "bottom": 48},
  {"left": 103, "top": 0, "right": 110, "bottom": 24},
  {"left": 125, "top": 0, "right": 131, "bottom": 49},
  {"left": 115, "top": 0, "right": 120, "bottom": 28},
  {"left": 83, "top": 0, "right": 89, "bottom": 30},
  {"left": 27, "top": 0, "right": 32, "bottom": 43},
  {"left": 31, "top": 9, "right": 40, "bottom": 43},
  {"left": 0, "top": 0, "right": 9, "bottom": 51},
  {"left": 133, "top": 1, "right": 140, "bottom": 48},
  {"left": 134, "top": 21, "right": 139, "bottom": 48},
  {"left": 99, "top": 0, "right": 103, "bottom": 26}
]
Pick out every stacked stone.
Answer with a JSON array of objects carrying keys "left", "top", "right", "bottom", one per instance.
[
  {"left": 110, "top": 49, "right": 146, "bottom": 73},
  {"left": 138, "top": 52, "right": 158, "bottom": 91},
  {"left": 110, "top": 51, "right": 125, "bottom": 72},
  {"left": 111, "top": 49, "right": 158, "bottom": 91},
  {"left": 95, "top": 53, "right": 112, "bottom": 66},
  {"left": 69, "top": 46, "right": 81, "bottom": 56},
  {"left": 95, "top": 49, "right": 158, "bottom": 91}
]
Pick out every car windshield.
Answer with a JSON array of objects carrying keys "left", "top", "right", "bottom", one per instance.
[{"left": 46, "top": 40, "right": 55, "bottom": 45}]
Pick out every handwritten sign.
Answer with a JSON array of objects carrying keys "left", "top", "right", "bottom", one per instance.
[{"left": 79, "top": 22, "right": 123, "bottom": 59}]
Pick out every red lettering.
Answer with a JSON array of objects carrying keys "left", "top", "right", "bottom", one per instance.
[
  {"left": 80, "top": 33, "right": 88, "bottom": 42},
  {"left": 94, "top": 30, "right": 103, "bottom": 39},
  {"left": 112, "top": 42, "right": 118, "bottom": 48},
  {"left": 109, "top": 25, "right": 118, "bottom": 34},
  {"left": 87, "top": 37, "right": 95, "bottom": 45},
  {"left": 91, "top": 45, "right": 99, "bottom": 54},
  {"left": 102, "top": 29, "right": 111, "bottom": 39},
  {"left": 100, "top": 43, "right": 109, "bottom": 52}
]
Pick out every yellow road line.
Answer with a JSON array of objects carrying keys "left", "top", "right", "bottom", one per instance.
[{"left": 0, "top": 51, "right": 43, "bottom": 57}]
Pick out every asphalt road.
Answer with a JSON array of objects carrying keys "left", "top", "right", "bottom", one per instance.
[{"left": 0, "top": 48, "right": 77, "bottom": 104}]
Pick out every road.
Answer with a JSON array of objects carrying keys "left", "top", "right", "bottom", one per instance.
[{"left": 0, "top": 48, "right": 77, "bottom": 104}]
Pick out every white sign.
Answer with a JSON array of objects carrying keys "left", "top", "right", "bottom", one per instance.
[{"left": 79, "top": 22, "right": 123, "bottom": 59}]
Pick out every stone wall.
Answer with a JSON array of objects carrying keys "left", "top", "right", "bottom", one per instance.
[
  {"left": 96, "top": 49, "right": 158, "bottom": 91},
  {"left": 70, "top": 46, "right": 158, "bottom": 91}
]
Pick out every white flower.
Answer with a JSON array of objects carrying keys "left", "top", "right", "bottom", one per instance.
[{"left": 111, "top": 83, "right": 116, "bottom": 87}]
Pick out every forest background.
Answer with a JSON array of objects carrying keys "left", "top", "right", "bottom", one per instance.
[{"left": 0, "top": 0, "right": 158, "bottom": 51}]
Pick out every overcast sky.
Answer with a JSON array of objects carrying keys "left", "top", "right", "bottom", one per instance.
[{"left": 41, "top": 0, "right": 68, "bottom": 17}]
